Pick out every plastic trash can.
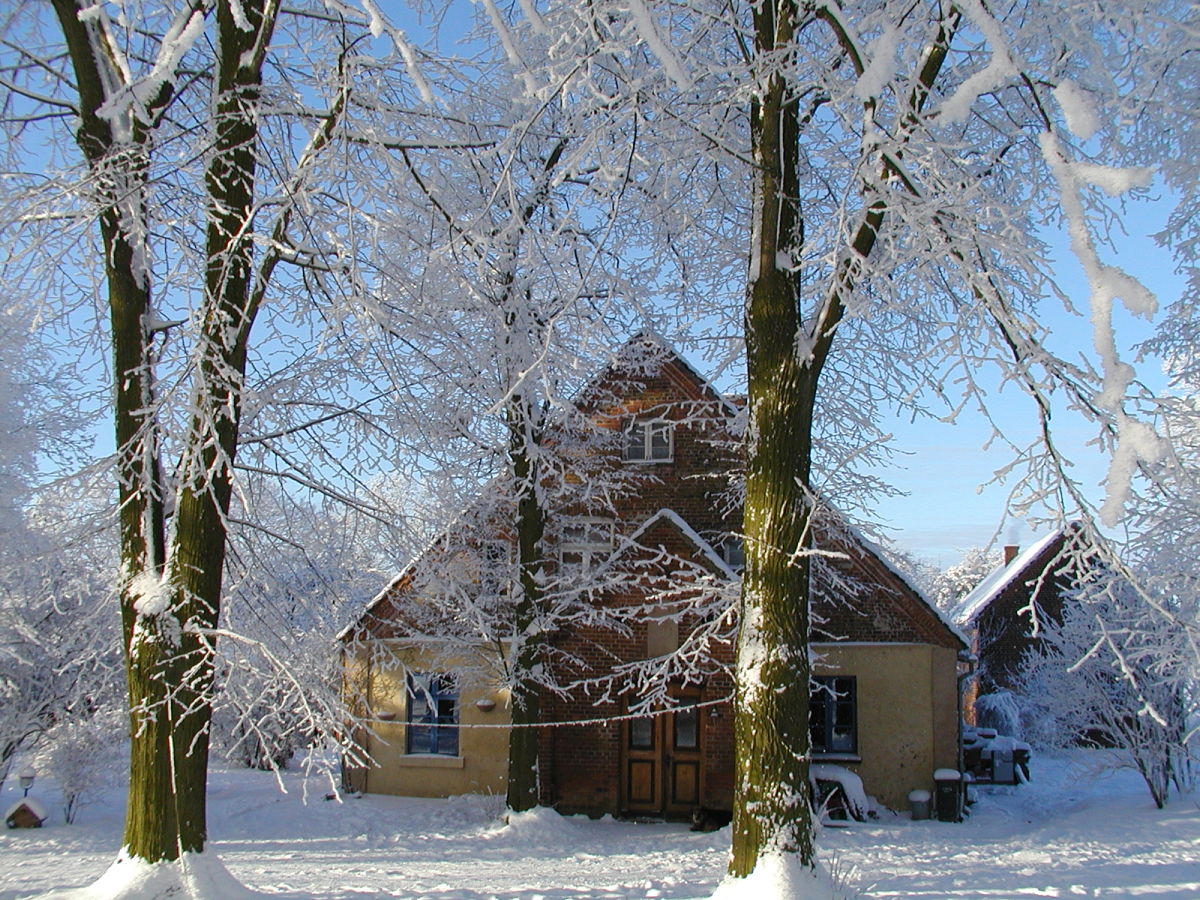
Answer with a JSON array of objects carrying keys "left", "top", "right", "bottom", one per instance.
[
  {"left": 1015, "top": 744, "right": 1031, "bottom": 783},
  {"left": 992, "top": 745, "right": 1015, "bottom": 784},
  {"left": 908, "top": 789, "right": 931, "bottom": 821},
  {"left": 934, "top": 768, "right": 962, "bottom": 822}
]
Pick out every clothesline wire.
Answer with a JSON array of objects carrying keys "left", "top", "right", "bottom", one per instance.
[{"left": 364, "top": 694, "right": 735, "bottom": 730}]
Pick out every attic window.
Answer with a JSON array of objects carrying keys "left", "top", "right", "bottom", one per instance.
[{"left": 623, "top": 420, "right": 673, "bottom": 463}]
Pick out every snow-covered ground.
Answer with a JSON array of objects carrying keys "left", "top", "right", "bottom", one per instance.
[{"left": 1, "top": 751, "right": 1196, "bottom": 899}]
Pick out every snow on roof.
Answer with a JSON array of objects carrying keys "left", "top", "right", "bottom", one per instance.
[
  {"left": 951, "top": 530, "right": 1063, "bottom": 627},
  {"left": 346, "top": 336, "right": 737, "bottom": 642},
  {"left": 840, "top": 520, "right": 970, "bottom": 648},
  {"left": 621, "top": 507, "right": 738, "bottom": 580},
  {"left": 574, "top": 330, "right": 741, "bottom": 417},
  {"left": 5, "top": 797, "right": 47, "bottom": 821},
  {"left": 336, "top": 479, "right": 503, "bottom": 642}
]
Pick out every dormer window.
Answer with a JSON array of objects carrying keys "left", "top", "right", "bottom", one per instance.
[{"left": 623, "top": 420, "right": 673, "bottom": 463}]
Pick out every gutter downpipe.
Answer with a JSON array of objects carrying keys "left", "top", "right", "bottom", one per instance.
[{"left": 957, "top": 650, "right": 978, "bottom": 813}]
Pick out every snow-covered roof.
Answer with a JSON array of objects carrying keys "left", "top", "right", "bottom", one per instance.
[
  {"left": 336, "top": 478, "right": 504, "bottom": 642},
  {"left": 844, "top": 521, "right": 970, "bottom": 648},
  {"left": 951, "top": 530, "right": 1063, "bottom": 627},
  {"left": 5, "top": 797, "right": 47, "bottom": 822},
  {"left": 573, "top": 330, "right": 741, "bottom": 418},
  {"left": 619, "top": 507, "right": 738, "bottom": 581},
  {"left": 345, "top": 335, "right": 737, "bottom": 643}
]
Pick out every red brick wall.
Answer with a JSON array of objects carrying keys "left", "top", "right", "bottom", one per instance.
[{"left": 972, "top": 534, "right": 1074, "bottom": 696}]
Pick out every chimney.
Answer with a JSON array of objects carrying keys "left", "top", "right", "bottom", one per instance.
[{"left": 1004, "top": 545, "right": 1019, "bottom": 565}]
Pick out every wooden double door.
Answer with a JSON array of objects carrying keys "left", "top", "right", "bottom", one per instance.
[{"left": 621, "top": 695, "right": 703, "bottom": 818}]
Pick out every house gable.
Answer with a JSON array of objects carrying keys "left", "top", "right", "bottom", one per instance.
[
  {"left": 814, "top": 519, "right": 967, "bottom": 650},
  {"left": 573, "top": 331, "right": 739, "bottom": 420},
  {"left": 343, "top": 334, "right": 965, "bottom": 815},
  {"left": 953, "top": 525, "right": 1086, "bottom": 696}
]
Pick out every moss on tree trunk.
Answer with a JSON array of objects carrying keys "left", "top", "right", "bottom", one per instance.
[
  {"left": 54, "top": 0, "right": 279, "bottom": 863},
  {"left": 729, "top": 0, "right": 815, "bottom": 874},
  {"left": 506, "top": 390, "right": 546, "bottom": 812}
]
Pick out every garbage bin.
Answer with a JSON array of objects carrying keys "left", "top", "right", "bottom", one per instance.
[
  {"left": 934, "top": 768, "right": 962, "bottom": 822},
  {"left": 1014, "top": 744, "right": 1031, "bottom": 783},
  {"left": 908, "top": 789, "right": 931, "bottom": 821},
  {"left": 992, "top": 744, "right": 1015, "bottom": 784}
]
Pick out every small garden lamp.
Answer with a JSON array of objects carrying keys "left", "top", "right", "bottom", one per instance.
[{"left": 18, "top": 769, "right": 35, "bottom": 797}]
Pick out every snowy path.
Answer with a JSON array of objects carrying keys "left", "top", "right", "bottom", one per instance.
[{"left": 1, "top": 752, "right": 1196, "bottom": 899}]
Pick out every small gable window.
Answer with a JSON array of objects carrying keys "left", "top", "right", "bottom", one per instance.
[
  {"left": 623, "top": 420, "right": 673, "bottom": 463},
  {"left": 810, "top": 675, "right": 857, "bottom": 755},
  {"left": 406, "top": 673, "right": 459, "bottom": 756}
]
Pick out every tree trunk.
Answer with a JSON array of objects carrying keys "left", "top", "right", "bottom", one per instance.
[
  {"left": 52, "top": 0, "right": 175, "bottom": 862},
  {"left": 134, "top": 0, "right": 279, "bottom": 858},
  {"left": 728, "top": 1, "right": 956, "bottom": 875},
  {"left": 54, "top": 0, "right": 278, "bottom": 862},
  {"left": 506, "top": 388, "right": 546, "bottom": 812},
  {"left": 728, "top": 0, "right": 815, "bottom": 877}
]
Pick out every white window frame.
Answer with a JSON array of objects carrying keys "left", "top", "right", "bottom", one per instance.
[
  {"left": 623, "top": 420, "right": 673, "bottom": 463},
  {"left": 558, "top": 517, "right": 614, "bottom": 571}
]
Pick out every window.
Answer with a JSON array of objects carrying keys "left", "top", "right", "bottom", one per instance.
[
  {"left": 559, "top": 517, "right": 613, "bottom": 571},
  {"left": 629, "top": 717, "right": 653, "bottom": 749},
  {"left": 720, "top": 537, "right": 746, "bottom": 571},
  {"left": 406, "top": 673, "right": 459, "bottom": 756},
  {"left": 674, "top": 703, "right": 699, "bottom": 750},
  {"left": 810, "top": 676, "right": 857, "bottom": 755},
  {"left": 623, "top": 420, "right": 673, "bottom": 462}
]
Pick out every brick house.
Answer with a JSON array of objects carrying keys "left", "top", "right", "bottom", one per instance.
[
  {"left": 951, "top": 525, "right": 1087, "bottom": 727},
  {"left": 342, "top": 334, "right": 968, "bottom": 815}
]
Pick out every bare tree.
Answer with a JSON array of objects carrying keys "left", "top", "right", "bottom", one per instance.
[
  {"left": 930, "top": 547, "right": 1001, "bottom": 614},
  {"left": 348, "top": 20, "right": 688, "bottom": 810},
  {"left": 1020, "top": 573, "right": 1196, "bottom": 808}
]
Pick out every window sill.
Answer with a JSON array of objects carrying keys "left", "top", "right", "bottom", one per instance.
[
  {"left": 813, "top": 753, "right": 861, "bottom": 764},
  {"left": 397, "top": 755, "right": 465, "bottom": 769},
  {"left": 621, "top": 458, "right": 674, "bottom": 465}
]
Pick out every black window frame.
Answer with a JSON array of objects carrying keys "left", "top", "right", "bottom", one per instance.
[
  {"left": 810, "top": 675, "right": 857, "bottom": 756},
  {"left": 405, "top": 672, "right": 460, "bottom": 756}
]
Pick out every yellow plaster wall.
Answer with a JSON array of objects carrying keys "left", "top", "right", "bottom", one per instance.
[
  {"left": 348, "top": 641, "right": 960, "bottom": 810},
  {"left": 813, "top": 643, "right": 959, "bottom": 810},
  {"left": 353, "top": 643, "right": 510, "bottom": 798}
]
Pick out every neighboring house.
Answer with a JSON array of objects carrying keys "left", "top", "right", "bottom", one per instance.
[
  {"left": 341, "top": 334, "right": 968, "bottom": 816},
  {"left": 951, "top": 525, "right": 1088, "bottom": 728}
]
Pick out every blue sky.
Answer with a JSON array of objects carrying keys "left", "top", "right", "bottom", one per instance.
[{"left": 873, "top": 193, "right": 1183, "bottom": 567}]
